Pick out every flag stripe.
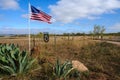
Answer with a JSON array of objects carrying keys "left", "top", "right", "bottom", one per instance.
[
  {"left": 31, "top": 13, "right": 51, "bottom": 20},
  {"left": 31, "top": 14, "right": 51, "bottom": 23},
  {"left": 30, "top": 5, "right": 51, "bottom": 24}
]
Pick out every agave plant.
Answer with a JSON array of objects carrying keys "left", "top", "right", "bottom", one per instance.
[
  {"left": 0, "top": 43, "right": 36, "bottom": 75},
  {"left": 53, "top": 59, "right": 74, "bottom": 80}
]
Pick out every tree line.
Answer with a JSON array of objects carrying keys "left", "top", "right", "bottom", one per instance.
[{"left": 1, "top": 25, "right": 119, "bottom": 37}]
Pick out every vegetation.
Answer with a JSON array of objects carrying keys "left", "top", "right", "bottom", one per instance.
[
  {"left": 93, "top": 25, "right": 105, "bottom": 39},
  {"left": 53, "top": 59, "right": 74, "bottom": 80},
  {"left": 29, "top": 39, "right": 120, "bottom": 80},
  {"left": 104, "top": 32, "right": 120, "bottom": 36},
  {"left": 0, "top": 35, "right": 120, "bottom": 80},
  {"left": 77, "top": 42, "right": 120, "bottom": 80},
  {"left": 0, "top": 44, "right": 36, "bottom": 75}
]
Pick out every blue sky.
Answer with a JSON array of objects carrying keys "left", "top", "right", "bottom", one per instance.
[{"left": 0, "top": 0, "right": 120, "bottom": 34}]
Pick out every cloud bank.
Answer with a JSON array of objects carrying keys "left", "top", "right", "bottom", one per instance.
[
  {"left": 109, "top": 22, "right": 120, "bottom": 32},
  {"left": 0, "top": 27, "right": 63, "bottom": 34},
  {"left": 0, "top": 0, "right": 19, "bottom": 10},
  {"left": 49, "top": 0, "right": 120, "bottom": 23}
]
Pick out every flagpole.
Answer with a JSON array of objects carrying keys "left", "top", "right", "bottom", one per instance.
[{"left": 28, "top": 1, "right": 31, "bottom": 54}]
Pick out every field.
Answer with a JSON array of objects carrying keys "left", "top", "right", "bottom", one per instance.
[{"left": 0, "top": 36, "right": 120, "bottom": 80}]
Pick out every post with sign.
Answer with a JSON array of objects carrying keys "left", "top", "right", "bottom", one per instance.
[
  {"left": 43, "top": 32, "right": 49, "bottom": 49},
  {"left": 43, "top": 32, "right": 49, "bottom": 43}
]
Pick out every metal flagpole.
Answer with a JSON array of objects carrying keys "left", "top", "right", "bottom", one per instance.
[{"left": 28, "top": 1, "right": 31, "bottom": 54}]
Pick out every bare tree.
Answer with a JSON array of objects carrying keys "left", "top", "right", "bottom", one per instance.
[
  {"left": 100, "top": 26, "right": 105, "bottom": 39},
  {"left": 93, "top": 25, "right": 105, "bottom": 39}
]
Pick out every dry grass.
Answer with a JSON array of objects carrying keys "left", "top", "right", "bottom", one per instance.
[{"left": 0, "top": 36, "right": 120, "bottom": 80}]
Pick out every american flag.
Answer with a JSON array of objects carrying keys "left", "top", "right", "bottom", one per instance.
[{"left": 31, "top": 5, "right": 52, "bottom": 24}]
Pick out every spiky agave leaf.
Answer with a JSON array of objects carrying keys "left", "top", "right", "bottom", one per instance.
[
  {"left": 0, "top": 43, "right": 35, "bottom": 75},
  {"left": 0, "top": 64, "right": 16, "bottom": 74},
  {"left": 60, "top": 61, "right": 69, "bottom": 75},
  {"left": 19, "top": 51, "right": 27, "bottom": 74},
  {"left": 54, "top": 59, "right": 74, "bottom": 79},
  {"left": 6, "top": 54, "right": 16, "bottom": 72},
  {"left": 19, "top": 51, "right": 36, "bottom": 74},
  {"left": 55, "top": 59, "right": 62, "bottom": 78},
  {"left": 62, "top": 68, "right": 74, "bottom": 78},
  {"left": 25, "top": 58, "right": 36, "bottom": 71}
]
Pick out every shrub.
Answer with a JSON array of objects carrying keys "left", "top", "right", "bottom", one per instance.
[
  {"left": 53, "top": 59, "right": 74, "bottom": 80},
  {"left": 0, "top": 43, "right": 36, "bottom": 75}
]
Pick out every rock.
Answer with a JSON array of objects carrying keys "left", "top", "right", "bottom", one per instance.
[{"left": 72, "top": 60, "right": 88, "bottom": 72}]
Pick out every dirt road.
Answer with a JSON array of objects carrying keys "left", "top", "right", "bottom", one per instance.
[{"left": 106, "top": 41, "right": 120, "bottom": 46}]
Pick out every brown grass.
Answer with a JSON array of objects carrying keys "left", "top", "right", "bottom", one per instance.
[{"left": 0, "top": 36, "right": 120, "bottom": 80}]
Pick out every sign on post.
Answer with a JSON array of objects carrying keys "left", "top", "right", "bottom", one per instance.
[{"left": 43, "top": 32, "right": 49, "bottom": 43}]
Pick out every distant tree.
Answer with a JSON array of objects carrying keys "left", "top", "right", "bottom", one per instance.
[
  {"left": 63, "top": 33, "right": 69, "bottom": 36},
  {"left": 71, "top": 33, "right": 75, "bottom": 40},
  {"left": 93, "top": 25, "right": 100, "bottom": 38},
  {"left": 89, "top": 31, "right": 94, "bottom": 39},
  {"left": 100, "top": 26, "right": 105, "bottom": 39},
  {"left": 75, "top": 33, "right": 85, "bottom": 36},
  {"left": 93, "top": 25, "right": 105, "bottom": 39},
  {"left": 76, "top": 33, "right": 81, "bottom": 36},
  {"left": 71, "top": 33, "right": 75, "bottom": 35},
  {"left": 37, "top": 32, "right": 43, "bottom": 38}
]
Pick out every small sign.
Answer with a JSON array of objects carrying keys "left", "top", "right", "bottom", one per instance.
[{"left": 43, "top": 32, "right": 49, "bottom": 42}]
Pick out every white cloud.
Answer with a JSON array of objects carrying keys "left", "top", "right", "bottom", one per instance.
[
  {"left": 50, "top": 18, "right": 56, "bottom": 23},
  {"left": 21, "top": 14, "right": 29, "bottom": 19},
  {"left": 0, "top": 0, "right": 19, "bottom": 10},
  {"left": 49, "top": 0, "right": 120, "bottom": 23},
  {"left": 109, "top": 22, "right": 120, "bottom": 32}
]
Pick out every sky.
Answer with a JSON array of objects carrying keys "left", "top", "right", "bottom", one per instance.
[{"left": 0, "top": 0, "right": 120, "bottom": 34}]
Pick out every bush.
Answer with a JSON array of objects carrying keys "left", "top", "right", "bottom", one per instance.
[
  {"left": 53, "top": 59, "right": 74, "bottom": 80},
  {"left": 0, "top": 43, "right": 36, "bottom": 75}
]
